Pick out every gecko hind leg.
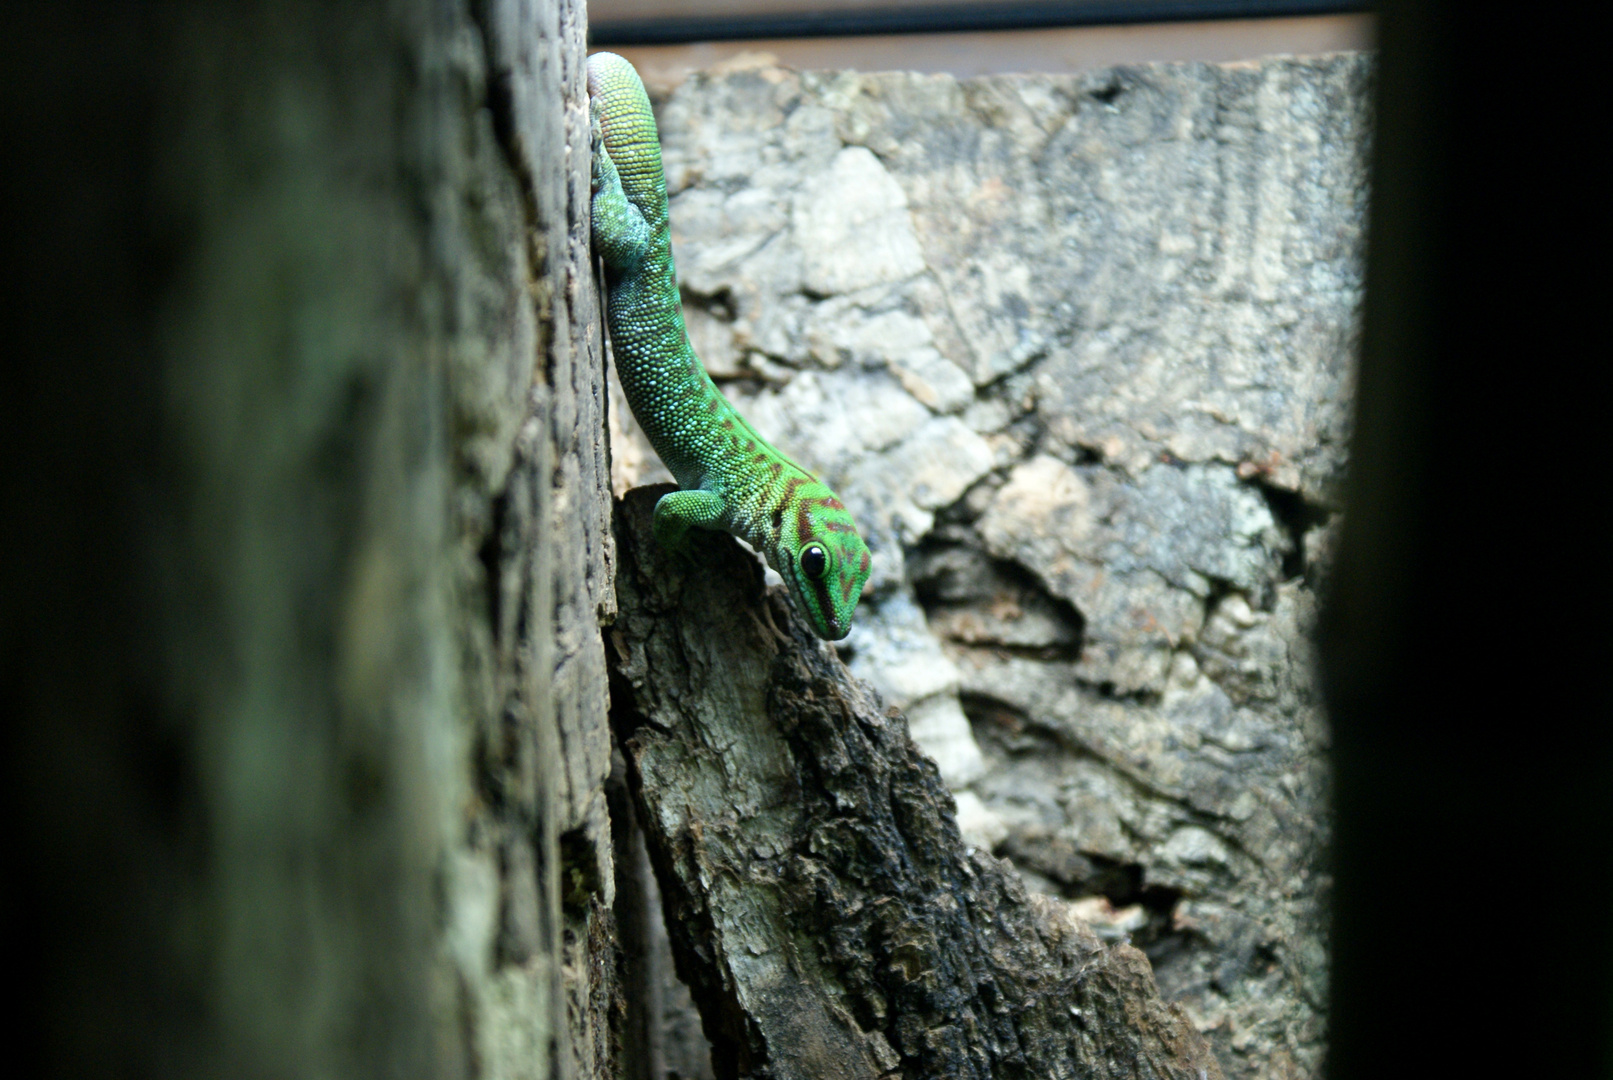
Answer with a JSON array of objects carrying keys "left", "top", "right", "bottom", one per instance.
[{"left": 589, "top": 96, "right": 650, "bottom": 273}]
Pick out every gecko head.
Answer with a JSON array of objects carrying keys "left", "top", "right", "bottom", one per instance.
[{"left": 781, "top": 484, "right": 873, "bottom": 641}]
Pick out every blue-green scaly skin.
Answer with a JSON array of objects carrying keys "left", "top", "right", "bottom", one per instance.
[{"left": 588, "top": 52, "right": 872, "bottom": 640}]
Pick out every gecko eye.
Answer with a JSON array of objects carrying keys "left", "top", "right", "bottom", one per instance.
[{"left": 799, "top": 543, "right": 828, "bottom": 579}]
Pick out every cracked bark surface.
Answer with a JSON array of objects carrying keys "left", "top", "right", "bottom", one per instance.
[
  {"left": 609, "top": 485, "right": 1222, "bottom": 1080},
  {"left": 611, "top": 54, "right": 1364, "bottom": 1076}
]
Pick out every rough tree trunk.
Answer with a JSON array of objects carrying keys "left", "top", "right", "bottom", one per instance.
[
  {"left": 609, "top": 486, "right": 1223, "bottom": 1080},
  {"left": 6, "top": 2, "right": 617, "bottom": 1077}
]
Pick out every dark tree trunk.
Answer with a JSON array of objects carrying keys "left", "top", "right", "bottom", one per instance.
[
  {"left": 609, "top": 485, "right": 1223, "bottom": 1080},
  {"left": 4, "top": 3, "right": 618, "bottom": 1077}
]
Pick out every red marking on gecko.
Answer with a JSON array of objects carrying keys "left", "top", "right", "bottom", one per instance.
[
  {"left": 795, "top": 497, "right": 825, "bottom": 552},
  {"left": 773, "top": 476, "right": 805, "bottom": 534}
]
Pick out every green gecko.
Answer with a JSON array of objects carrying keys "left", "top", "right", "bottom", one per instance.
[{"left": 588, "top": 52, "right": 872, "bottom": 640}]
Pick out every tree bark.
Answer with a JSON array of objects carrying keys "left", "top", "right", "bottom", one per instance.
[
  {"left": 609, "top": 485, "right": 1223, "bottom": 1080},
  {"left": 617, "top": 59, "right": 1366, "bottom": 1077},
  {"left": 4, "top": 3, "right": 617, "bottom": 1076}
]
